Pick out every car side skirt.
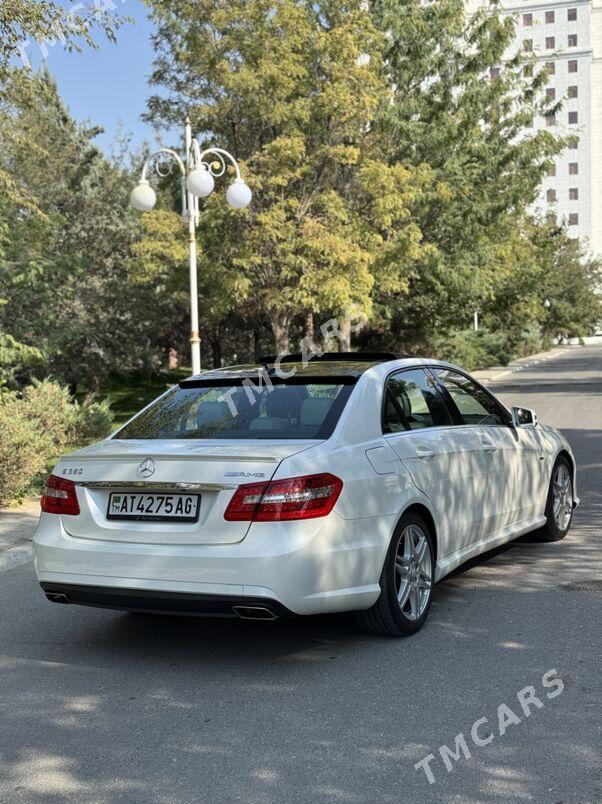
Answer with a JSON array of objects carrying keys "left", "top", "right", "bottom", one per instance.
[{"left": 435, "top": 514, "right": 547, "bottom": 582}]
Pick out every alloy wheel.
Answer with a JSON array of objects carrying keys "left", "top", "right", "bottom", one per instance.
[
  {"left": 552, "top": 463, "right": 573, "bottom": 531},
  {"left": 395, "top": 524, "right": 433, "bottom": 621}
]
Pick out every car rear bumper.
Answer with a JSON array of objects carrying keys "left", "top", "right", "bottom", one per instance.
[
  {"left": 33, "top": 511, "right": 394, "bottom": 616},
  {"left": 40, "top": 582, "right": 293, "bottom": 619}
]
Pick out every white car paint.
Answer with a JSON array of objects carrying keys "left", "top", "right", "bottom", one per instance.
[{"left": 33, "top": 357, "right": 577, "bottom": 618}]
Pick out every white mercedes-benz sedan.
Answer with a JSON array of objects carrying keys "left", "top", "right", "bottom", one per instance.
[{"left": 34, "top": 353, "right": 577, "bottom": 636}]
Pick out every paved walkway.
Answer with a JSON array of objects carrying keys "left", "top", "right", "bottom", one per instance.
[{"left": 0, "top": 499, "right": 39, "bottom": 572}]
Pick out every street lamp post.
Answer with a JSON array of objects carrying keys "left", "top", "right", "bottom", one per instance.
[{"left": 129, "top": 119, "right": 252, "bottom": 375}]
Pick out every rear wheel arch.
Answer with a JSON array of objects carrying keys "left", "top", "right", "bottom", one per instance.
[
  {"left": 396, "top": 503, "right": 438, "bottom": 565},
  {"left": 356, "top": 506, "right": 437, "bottom": 636}
]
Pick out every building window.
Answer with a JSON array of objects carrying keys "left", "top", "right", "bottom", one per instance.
[
  {"left": 523, "top": 39, "right": 533, "bottom": 52},
  {"left": 547, "top": 164, "right": 556, "bottom": 177},
  {"left": 569, "top": 188, "right": 579, "bottom": 200},
  {"left": 490, "top": 67, "right": 500, "bottom": 80},
  {"left": 546, "top": 36, "right": 555, "bottom": 49},
  {"left": 569, "top": 162, "right": 579, "bottom": 175},
  {"left": 545, "top": 113, "right": 556, "bottom": 127},
  {"left": 568, "top": 136, "right": 579, "bottom": 149},
  {"left": 547, "top": 189, "right": 557, "bottom": 202},
  {"left": 523, "top": 13, "right": 533, "bottom": 26},
  {"left": 546, "top": 87, "right": 556, "bottom": 101},
  {"left": 568, "top": 60, "right": 578, "bottom": 73},
  {"left": 569, "top": 111, "right": 578, "bottom": 124},
  {"left": 568, "top": 85, "right": 578, "bottom": 99},
  {"left": 545, "top": 10, "right": 555, "bottom": 23},
  {"left": 568, "top": 8, "right": 577, "bottom": 21},
  {"left": 568, "top": 213, "right": 579, "bottom": 226},
  {"left": 546, "top": 212, "right": 557, "bottom": 225},
  {"left": 545, "top": 62, "right": 556, "bottom": 76},
  {"left": 568, "top": 34, "right": 578, "bottom": 47}
]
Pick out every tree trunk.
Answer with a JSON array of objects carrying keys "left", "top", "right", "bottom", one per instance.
[
  {"left": 211, "top": 334, "right": 222, "bottom": 369},
  {"left": 270, "top": 311, "right": 291, "bottom": 355},
  {"left": 339, "top": 318, "right": 351, "bottom": 351},
  {"left": 305, "top": 310, "right": 314, "bottom": 341}
]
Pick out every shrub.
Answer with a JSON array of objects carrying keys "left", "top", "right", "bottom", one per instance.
[
  {"left": 509, "top": 325, "right": 544, "bottom": 360},
  {"left": 433, "top": 329, "right": 512, "bottom": 371},
  {"left": 0, "top": 397, "right": 47, "bottom": 504},
  {"left": 20, "top": 380, "right": 78, "bottom": 450},
  {"left": 75, "top": 397, "right": 114, "bottom": 443},
  {"left": 0, "top": 380, "right": 114, "bottom": 504}
]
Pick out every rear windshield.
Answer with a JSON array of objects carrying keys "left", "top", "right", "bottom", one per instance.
[{"left": 113, "top": 379, "right": 355, "bottom": 440}]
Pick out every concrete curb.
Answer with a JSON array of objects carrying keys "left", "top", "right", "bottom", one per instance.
[{"left": 0, "top": 498, "right": 39, "bottom": 571}]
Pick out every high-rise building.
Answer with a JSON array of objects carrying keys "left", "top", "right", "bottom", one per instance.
[{"left": 466, "top": 0, "right": 601, "bottom": 256}]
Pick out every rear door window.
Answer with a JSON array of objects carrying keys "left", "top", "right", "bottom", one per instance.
[{"left": 383, "top": 369, "right": 453, "bottom": 433}]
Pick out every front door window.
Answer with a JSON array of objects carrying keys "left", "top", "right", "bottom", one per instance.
[{"left": 434, "top": 370, "right": 507, "bottom": 426}]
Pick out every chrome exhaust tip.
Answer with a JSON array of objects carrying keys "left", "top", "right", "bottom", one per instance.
[
  {"left": 232, "top": 605, "right": 278, "bottom": 621},
  {"left": 46, "top": 592, "right": 71, "bottom": 604}
]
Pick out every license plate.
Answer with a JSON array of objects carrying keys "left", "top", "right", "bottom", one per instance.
[{"left": 107, "top": 492, "right": 200, "bottom": 522}]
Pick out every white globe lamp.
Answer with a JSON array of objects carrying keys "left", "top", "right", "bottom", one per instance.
[
  {"left": 130, "top": 181, "right": 156, "bottom": 212},
  {"left": 187, "top": 167, "right": 215, "bottom": 198},
  {"left": 226, "top": 178, "right": 252, "bottom": 209}
]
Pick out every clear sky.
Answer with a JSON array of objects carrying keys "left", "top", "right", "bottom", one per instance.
[{"left": 24, "top": 0, "right": 179, "bottom": 154}]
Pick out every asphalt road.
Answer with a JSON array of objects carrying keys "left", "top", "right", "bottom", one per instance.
[{"left": 0, "top": 346, "right": 600, "bottom": 804}]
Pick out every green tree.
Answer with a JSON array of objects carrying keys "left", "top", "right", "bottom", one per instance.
[
  {"left": 0, "top": 71, "right": 150, "bottom": 389},
  {"left": 0, "top": 0, "right": 124, "bottom": 69},
  {"left": 0, "top": 1, "right": 127, "bottom": 206},
  {"left": 529, "top": 223, "right": 601, "bottom": 340},
  {"left": 145, "top": 0, "right": 431, "bottom": 352},
  {"left": 371, "top": 0, "right": 563, "bottom": 350}
]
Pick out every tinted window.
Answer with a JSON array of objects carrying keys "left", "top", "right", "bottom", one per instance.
[
  {"left": 114, "top": 380, "right": 354, "bottom": 440},
  {"left": 383, "top": 369, "right": 452, "bottom": 433},
  {"left": 435, "top": 369, "right": 506, "bottom": 426}
]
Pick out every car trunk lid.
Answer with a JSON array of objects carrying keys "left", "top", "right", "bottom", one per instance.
[{"left": 56, "top": 438, "right": 320, "bottom": 545}]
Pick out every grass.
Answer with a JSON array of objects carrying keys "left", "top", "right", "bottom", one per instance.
[{"left": 98, "top": 369, "right": 191, "bottom": 429}]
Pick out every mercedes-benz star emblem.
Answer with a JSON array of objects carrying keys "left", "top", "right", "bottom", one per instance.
[{"left": 137, "top": 458, "right": 156, "bottom": 479}]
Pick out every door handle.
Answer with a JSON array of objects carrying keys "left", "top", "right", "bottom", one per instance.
[
  {"left": 415, "top": 446, "right": 436, "bottom": 460},
  {"left": 481, "top": 440, "right": 498, "bottom": 453}
]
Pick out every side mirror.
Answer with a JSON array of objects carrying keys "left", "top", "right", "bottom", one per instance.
[{"left": 511, "top": 406, "right": 538, "bottom": 428}]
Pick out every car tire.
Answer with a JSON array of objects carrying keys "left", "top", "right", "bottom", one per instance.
[
  {"left": 531, "top": 455, "right": 574, "bottom": 542},
  {"left": 355, "top": 511, "right": 435, "bottom": 637}
]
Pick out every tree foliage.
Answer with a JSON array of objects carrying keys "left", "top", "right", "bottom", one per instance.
[
  {"left": 0, "top": 1, "right": 127, "bottom": 205},
  {"left": 370, "top": 0, "right": 563, "bottom": 348},
  {"left": 0, "top": 0, "right": 599, "bottom": 395},
  {"left": 145, "top": 0, "right": 434, "bottom": 350},
  {"left": 0, "top": 71, "right": 155, "bottom": 388}
]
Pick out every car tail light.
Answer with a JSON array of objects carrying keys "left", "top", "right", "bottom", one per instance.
[
  {"left": 40, "top": 475, "right": 81, "bottom": 516},
  {"left": 224, "top": 473, "right": 343, "bottom": 522}
]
